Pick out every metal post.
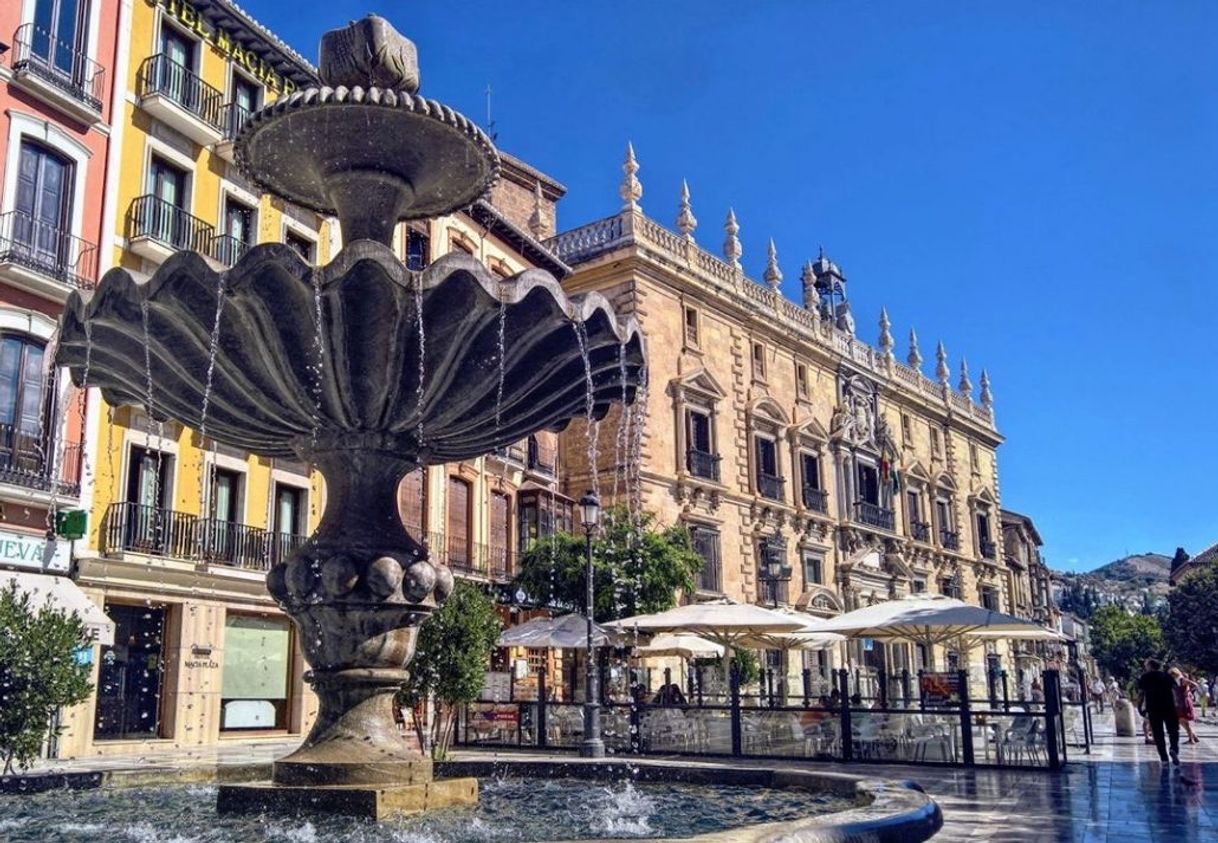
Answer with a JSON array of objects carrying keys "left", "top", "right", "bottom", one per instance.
[
  {"left": 802, "top": 668, "right": 812, "bottom": 708},
  {"left": 1044, "top": 668, "right": 1062, "bottom": 770},
  {"left": 629, "top": 668, "right": 642, "bottom": 754},
  {"left": 918, "top": 669, "right": 926, "bottom": 710},
  {"left": 838, "top": 668, "right": 853, "bottom": 762},
  {"left": 537, "top": 666, "right": 548, "bottom": 749},
  {"left": 958, "top": 669, "right": 975, "bottom": 765},
  {"left": 664, "top": 666, "right": 672, "bottom": 700},
  {"left": 730, "top": 662, "right": 742, "bottom": 756},
  {"left": 580, "top": 527, "right": 604, "bottom": 758},
  {"left": 901, "top": 668, "right": 911, "bottom": 708},
  {"left": 878, "top": 668, "right": 888, "bottom": 709},
  {"left": 695, "top": 664, "right": 704, "bottom": 707},
  {"left": 1001, "top": 670, "right": 1010, "bottom": 712}
]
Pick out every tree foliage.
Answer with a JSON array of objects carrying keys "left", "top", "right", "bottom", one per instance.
[
  {"left": 398, "top": 580, "right": 501, "bottom": 758},
  {"left": 1088, "top": 603, "right": 1166, "bottom": 686},
  {"left": 1058, "top": 579, "right": 1102, "bottom": 620},
  {"left": 1165, "top": 562, "right": 1218, "bottom": 674},
  {"left": 513, "top": 507, "right": 703, "bottom": 622},
  {"left": 0, "top": 582, "right": 93, "bottom": 773}
]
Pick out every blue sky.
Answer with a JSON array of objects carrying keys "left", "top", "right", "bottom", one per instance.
[{"left": 246, "top": 1, "right": 1218, "bottom": 572}]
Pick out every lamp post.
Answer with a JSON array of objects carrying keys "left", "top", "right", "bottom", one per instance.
[{"left": 578, "top": 490, "right": 604, "bottom": 758}]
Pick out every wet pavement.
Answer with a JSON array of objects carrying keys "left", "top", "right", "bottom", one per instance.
[{"left": 12, "top": 709, "right": 1217, "bottom": 840}]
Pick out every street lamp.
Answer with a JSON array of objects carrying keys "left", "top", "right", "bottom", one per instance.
[{"left": 578, "top": 490, "right": 604, "bottom": 758}]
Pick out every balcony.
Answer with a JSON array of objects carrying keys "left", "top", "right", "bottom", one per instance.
[
  {"left": 488, "top": 544, "right": 515, "bottom": 581},
  {"left": 0, "top": 424, "right": 82, "bottom": 498},
  {"left": 212, "top": 101, "right": 252, "bottom": 163},
  {"left": 910, "top": 520, "right": 931, "bottom": 543},
  {"left": 101, "top": 501, "right": 306, "bottom": 570},
  {"left": 10, "top": 24, "right": 106, "bottom": 125},
  {"left": 0, "top": 210, "right": 97, "bottom": 299},
  {"left": 209, "top": 233, "right": 249, "bottom": 267},
  {"left": 686, "top": 448, "right": 720, "bottom": 482},
  {"left": 756, "top": 472, "right": 784, "bottom": 502},
  {"left": 526, "top": 438, "right": 555, "bottom": 477},
  {"left": 941, "top": 529, "right": 961, "bottom": 551},
  {"left": 980, "top": 538, "right": 997, "bottom": 560},
  {"left": 136, "top": 54, "right": 224, "bottom": 146},
  {"left": 489, "top": 442, "right": 526, "bottom": 466},
  {"left": 128, "top": 194, "right": 215, "bottom": 263},
  {"left": 801, "top": 485, "right": 828, "bottom": 513},
  {"left": 855, "top": 500, "right": 894, "bottom": 530}
]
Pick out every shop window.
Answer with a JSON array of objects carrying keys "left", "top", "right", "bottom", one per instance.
[
  {"left": 220, "top": 614, "right": 291, "bottom": 731},
  {"left": 94, "top": 603, "right": 166, "bottom": 740}
]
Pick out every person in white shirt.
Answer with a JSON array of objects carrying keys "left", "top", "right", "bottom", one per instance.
[{"left": 1091, "top": 677, "right": 1107, "bottom": 712}]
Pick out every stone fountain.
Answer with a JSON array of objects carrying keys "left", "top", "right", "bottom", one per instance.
[{"left": 55, "top": 15, "right": 643, "bottom": 819}]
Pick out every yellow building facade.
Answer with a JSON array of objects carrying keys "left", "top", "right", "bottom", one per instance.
[{"left": 551, "top": 147, "right": 1012, "bottom": 698}]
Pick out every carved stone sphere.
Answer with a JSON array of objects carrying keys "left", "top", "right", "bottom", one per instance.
[
  {"left": 319, "top": 15, "right": 420, "bottom": 92},
  {"left": 433, "top": 565, "right": 455, "bottom": 602},
  {"left": 365, "top": 555, "right": 405, "bottom": 598},
  {"left": 285, "top": 555, "right": 319, "bottom": 601},
  {"left": 321, "top": 554, "right": 360, "bottom": 597},
  {"left": 403, "top": 560, "right": 437, "bottom": 602}
]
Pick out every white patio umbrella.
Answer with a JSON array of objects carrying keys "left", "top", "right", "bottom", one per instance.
[
  {"left": 608, "top": 600, "right": 808, "bottom": 650},
  {"left": 813, "top": 593, "right": 1051, "bottom": 648},
  {"left": 496, "top": 613, "right": 621, "bottom": 649},
  {"left": 633, "top": 633, "right": 725, "bottom": 660},
  {"left": 734, "top": 608, "right": 845, "bottom": 652}
]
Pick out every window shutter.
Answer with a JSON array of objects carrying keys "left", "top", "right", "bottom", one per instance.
[{"left": 398, "top": 468, "right": 426, "bottom": 536}]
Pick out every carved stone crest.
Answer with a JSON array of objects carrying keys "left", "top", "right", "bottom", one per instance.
[{"left": 320, "top": 15, "right": 421, "bottom": 92}]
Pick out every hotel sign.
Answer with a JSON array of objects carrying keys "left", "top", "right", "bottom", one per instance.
[
  {"left": 0, "top": 528, "right": 70, "bottom": 574},
  {"left": 147, "top": 0, "right": 299, "bottom": 95}
]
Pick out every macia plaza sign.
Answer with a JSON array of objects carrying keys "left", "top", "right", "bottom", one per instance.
[
  {"left": 146, "top": 0, "right": 299, "bottom": 95},
  {"left": 0, "top": 527, "right": 70, "bottom": 574}
]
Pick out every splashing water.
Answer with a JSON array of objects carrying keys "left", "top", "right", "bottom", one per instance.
[
  {"left": 414, "top": 270, "right": 426, "bottom": 450},
  {"left": 494, "top": 288, "right": 506, "bottom": 433},
  {"left": 196, "top": 275, "right": 227, "bottom": 520}
]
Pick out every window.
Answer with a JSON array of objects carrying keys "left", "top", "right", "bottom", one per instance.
[
  {"left": 218, "top": 196, "right": 254, "bottom": 264},
  {"left": 220, "top": 614, "right": 291, "bottom": 731},
  {"left": 690, "top": 525, "right": 721, "bottom": 592},
  {"left": 751, "top": 342, "right": 765, "bottom": 379},
  {"left": 30, "top": 0, "right": 89, "bottom": 79},
  {"left": 0, "top": 335, "right": 49, "bottom": 438},
  {"left": 856, "top": 462, "right": 880, "bottom": 506},
  {"left": 517, "top": 489, "right": 573, "bottom": 552},
  {"left": 397, "top": 468, "right": 426, "bottom": 536},
  {"left": 158, "top": 24, "right": 198, "bottom": 109},
  {"left": 406, "top": 225, "right": 430, "bottom": 271},
  {"left": 683, "top": 306, "right": 699, "bottom": 346},
  {"left": 284, "top": 230, "right": 315, "bottom": 262},
  {"left": 980, "top": 586, "right": 999, "bottom": 611},
  {"left": 210, "top": 467, "right": 241, "bottom": 522},
  {"left": 526, "top": 433, "right": 556, "bottom": 475},
  {"left": 796, "top": 363, "right": 809, "bottom": 399},
  {"left": 801, "top": 549, "right": 823, "bottom": 586},
  {"left": 94, "top": 603, "right": 166, "bottom": 740},
  {"left": 800, "top": 451, "right": 825, "bottom": 511},
  {"left": 13, "top": 141, "right": 74, "bottom": 270},
  {"left": 228, "top": 73, "right": 260, "bottom": 135},
  {"left": 912, "top": 579, "right": 927, "bottom": 594},
  {"left": 446, "top": 476, "right": 471, "bottom": 568},
  {"left": 274, "top": 484, "right": 304, "bottom": 536},
  {"left": 931, "top": 428, "right": 941, "bottom": 457},
  {"left": 757, "top": 537, "right": 789, "bottom": 605},
  {"left": 901, "top": 413, "right": 912, "bottom": 443},
  {"left": 939, "top": 576, "right": 962, "bottom": 599},
  {"left": 449, "top": 235, "right": 474, "bottom": 255},
  {"left": 969, "top": 442, "right": 979, "bottom": 472},
  {"left": 977, "top": 510, "right": 995, "bottom": 559},
  {"left": 754, "top": 436, "right": 782, "bottom": 500},
  {"left": 685, "top": 408, "right": 718, "bottom": 480},
  {"left": 490, "top": 491, "right": 511, "bottom": 578},
  {"left": 147, "top": 156, "right": 190, "bottom": 248},
  {"left": 907, "top": 490, "right": 930, "bottom": 541}
]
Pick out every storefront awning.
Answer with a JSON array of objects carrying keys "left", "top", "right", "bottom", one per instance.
[{"left": 2, "top": 570, "right": 115, "bottom": 646}]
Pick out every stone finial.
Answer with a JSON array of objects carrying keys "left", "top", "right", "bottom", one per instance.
[
  {"left": 676, "top": 179, "right": 697, "bottom": 240},
  {"left": 723, "top": 208, "right": 742, "bottom": 270},
  {"left": 319, "top": 15, "right": 420, "bottom": 92},
  {"left": 764, "top": 238, "right": 782, "bottom": 290},
  {"left": 958, "top": 357, "right": 973, "bottom": 396},
  {"left": 527, "top": 181, "right": 546, "bottom": 239},
  {"left": 980, "top": 369, "right": 993, "bottom": 409},
  {"left": 878, "top": 308, "right": 894, "bottom": 360},
  {"left": 935, "top": 341, "right": 950, "bottom": 386},
  {"left": 800, "top": 260, "right": 817, "bottom": 311},
  {"left": 620, "top": 142, "right": 642, "bottom": 210},
  {"left": 907, "top": 328, "right": 923, "bottom": 369}
]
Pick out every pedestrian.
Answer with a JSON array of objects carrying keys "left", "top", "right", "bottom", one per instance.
[
  {"left": 1137, "top": 658, "right": 1181, "bottom": 765},
  {"left": 1030, "top": 677, "right": 1044, "bottom": 703},
  {"left": 1106, "top": 676, "right": 1120, "bottom": 709},
  {"left": 1169, "top": 668, "right": 1201, "bottom": 744},
  {"left": 1090, "top": 676, "right": 1107, "bottom": 713}
]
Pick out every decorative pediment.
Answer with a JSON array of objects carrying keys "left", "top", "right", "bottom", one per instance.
[
  {"left": 791, "top": 415, "right": 830, "bottom": 444},
  {"left": 748, "top": 395, "right": 789, "bottom": 426},
  {"left": 970, "top": 485, "right": 998, "bottom": 506},
  {"left": 672, "top": 367, "right": 727, "bottom": 401},
  {"left": 934, "top": 472, "right": 957, "bottom": 492},
  {"left": 904, "top": 460, "right": 931, "bottom": 483},
  {"left": 797, "top": 586, "right": 844, "bottom": 615}
]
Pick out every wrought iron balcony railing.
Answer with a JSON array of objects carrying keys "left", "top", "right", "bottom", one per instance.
[
  {"left": 136, "top": 53, "right": 224, "bottom": 129},
  {"left": 0, "top": 210, "right": 98, "bottom": 290},
  {"left": 910, "top": 520, "right": 931, "bottom": 543},
  {"left": 101, "top": 501, "right": 307, "bottom": 570},
  {"left": 686, "top": 448, "right": 720, "bottom": 481},
  {"left": 209, "top": 233, "right": 250, "bottom": 267},
  {"left": 129, "top": 194, "right": 216, "bottom": 252},
  {"left": 941, "top": 529, "right": 960, "bottom": 551},
  {"left": 980, "top": 538, "right": 997, "bottom": 560},
  {"left": 221, "top": 101, "right": 251, "bottom": 140},
  {"left": 757, "top": 472, "right": 784, "bottom": 501},
  {"left": 855, "top": 500, "right": 895, "bottom": 530},
  {"left": 11, "top": 23, "right": 106, "bottom": 112},
  {"left": 801, "top": 485, "right": 828, "bottom": 513},
  {"left": 0, "top": 423, "right": 82, "bottom": 496}
]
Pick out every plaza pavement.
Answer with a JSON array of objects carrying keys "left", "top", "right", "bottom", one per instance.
[{"left": 11, "top": 709, "right": 1217, "bottom": 841}]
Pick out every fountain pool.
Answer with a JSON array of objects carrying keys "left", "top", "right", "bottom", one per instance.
[{"left": 0, "top": 778, "right": 852, "bottom": 842}]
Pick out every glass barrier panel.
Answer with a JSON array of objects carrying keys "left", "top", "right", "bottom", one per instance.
[
  {"left": 969, "top": 710, "right": 1052, "bottom": 768},
  {"left": 543, "top": 702, "right": 585, "bottom": 748},
  {"left": 741, "top": 706, "right": 843, "bottom": 759},
  {"left": 850, "top": 709, "right": 962, "bottom": 764},
  {"left": 464, "top": 701, "right": 524, "bottom": 746}
]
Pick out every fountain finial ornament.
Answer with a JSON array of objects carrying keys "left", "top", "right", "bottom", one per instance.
[
  {"left": 55, "top": 12, "right": 644, "bottom": 820},
  {"left": 764, "top": 238, "right": 782, "bottom": 290}
]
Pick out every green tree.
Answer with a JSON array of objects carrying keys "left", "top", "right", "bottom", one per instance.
[
  {"left": 1088, "top": 603, "right": 1166, "bottom": 686},
  {"left": 398, "top": 580, "right": 501, "bottom": 758},
  {"left": 513, "top": 507, "right": 703, "bottom": 623},
  {"left": 1165, "top": 562, "right": 1218, "bottom": 674},
  {"left": 0, "top": 582, "right": 93, "bottom": 773}
]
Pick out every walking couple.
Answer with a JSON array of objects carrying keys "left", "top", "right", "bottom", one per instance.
[{"left": 1137, "top": 658, "right": 1200, "bottom": 766}]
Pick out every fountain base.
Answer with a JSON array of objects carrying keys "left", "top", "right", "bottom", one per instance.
[{"left": 216, "top": 777, "right": 479, "bottom": 820}]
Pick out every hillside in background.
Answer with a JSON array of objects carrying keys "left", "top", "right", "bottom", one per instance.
[
  {"left": 1089, "top": 553, "right": 1173, "bottom": 586},
  {"left": 1055, "top": 553, "right": 1172, "bottom": 618}
]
